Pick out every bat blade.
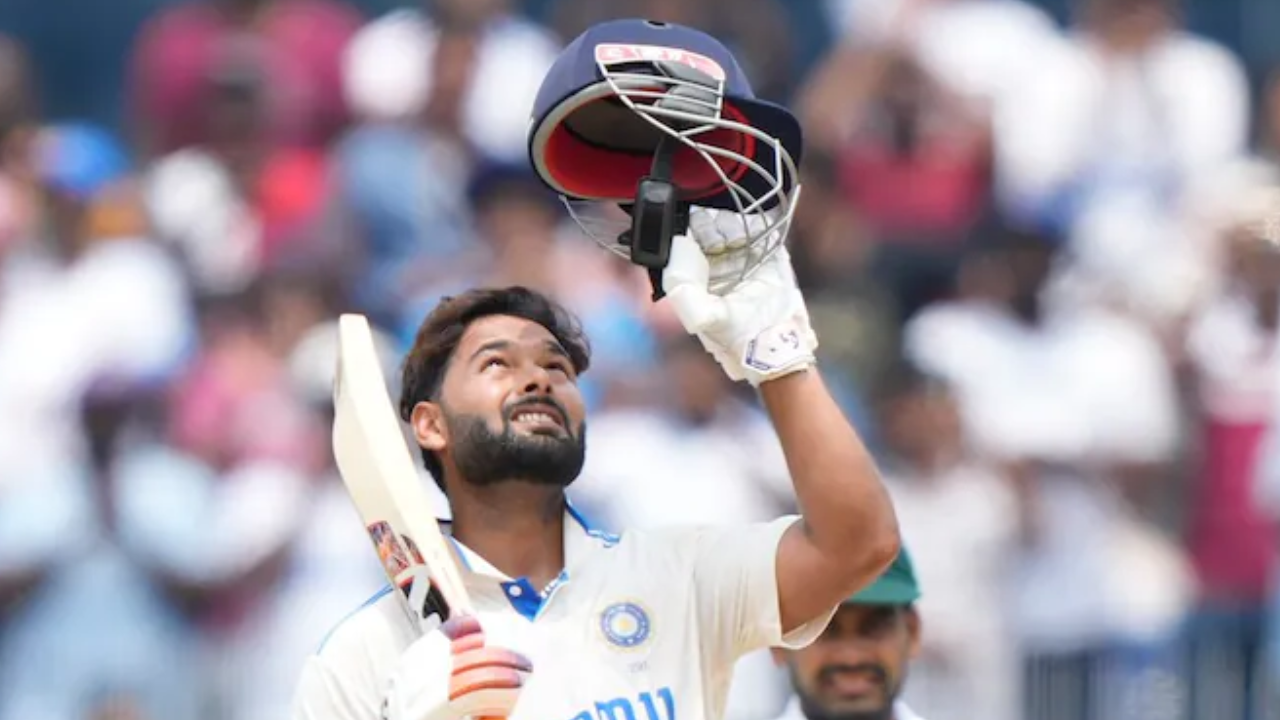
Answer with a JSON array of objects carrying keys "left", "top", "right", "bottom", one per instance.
[{"left": 332, "top": 313, "right": 473, "bottom": 632}]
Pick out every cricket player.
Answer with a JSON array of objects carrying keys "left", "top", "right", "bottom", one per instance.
[
  {"left": 293, "top": 18, "right": 900, "bottom": 720},
  {"left": 771, "top": 549, "right": 926, "bottom": 720}
]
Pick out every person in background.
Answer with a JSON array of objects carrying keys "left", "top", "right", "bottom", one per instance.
[
  {"left": 0, "top": 34, "right": 35, "bottom": 251},
  {"left": 1180, "top": 179, "right": 1280, "bottom": 720},
  {"left": 997, "top": 0, "right": 1250, "bottom": 329},
  {"left": 145, "top": 49, "right": 334, "bottom": 300},
  {"left": 334, "top": 0, "right": 563, "bottom": 327},
  {"left": 129, "top": 0, "right": 362, "bottom": 155},
  {"left": 874, "top": 361, "right": 1020, "bottom": 720},
  {"left": 771, "top": 548, "right": 927, "bottom": 720},
  {"left": 341, "top": 0, "right": 560, "bottom": 164},
  {"left": 905, "top": 222, "right": 1189, "bottom": 720},
  {"left": 174, "top": 275, "right": 386, "bottom": 720},
  {"left": 0, "top": 122, "right": 200, "bottom": 720},
  {"left": 1260, "top": 69, "right": 1280, "bottom": 172},
  {"left": 831, "top": 48, "right": 994, "bottom": 322}
]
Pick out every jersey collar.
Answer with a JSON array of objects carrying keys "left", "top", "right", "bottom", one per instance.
[
  {"left": 438, "top": 502, "right": 618, "bottom": 620},
  {"left": 439, "top": 501, "right": 619, "bottom": 582}
]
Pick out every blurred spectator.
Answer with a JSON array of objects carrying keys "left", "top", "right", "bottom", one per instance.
[
  {"left": 328, "top": 118, "right": 473, "bottom": 327},
  {"left": 0, "top": 35, "right": 36, "bottom": 255},
  {"left": 188, "top": 313, "right": 387, "bottom": 720},
  {"left": 904, "top": 223, "right": 1191, "bottom": 720},
  {"left": 0, "top": 121, "right": 194, "bottom": 499},
  {"left": 572, "top": 334, "right": 797, "bottom": 720},
  {"left": 845, "top": 49, "right": 993, "bottom": 319},
  {"left": 165, "top": 280, "right": 331, "bottom": 477},
  {"left": 798, "top": 0, "right": 1007, "bottom": 322},
  {"left": 342, "top": 0, "right": 560, "bottom": 162},
  {"left": 997, "top": 0, "right": 1251, "bottom": 327},
  {"left": 145, "top": 52, "right": 335, "bottom": 298},
  {"left": 1262, "top": 69, "right": 1280, "bottom": 168},
  {"left": 105, "top": 271, "right": 343, "bottom": 718},
  {"left": 335, "top": 0, "right": 561, "bottom": 324},
  {"left": 0, "top": 35, "right": 32, "bottom": 132},
  {"left": 786, "top": 152, "right": 894, "bottom": 430},
  {"left": 836, "top": 51, "right": 992, "bottom": 242},
  {"left": 805, "top": 0, "right": 1061, "bottom": 169},
  {"left": 822, "top": 0, "right": 1062, "bottom": 114},
  {"left": 0, "top": 522, "right": 204, "bottom": 720},
  {"left": 1180, "top": 189, "right": 1280, "bottom": 720},
  {"left": 0, "top": 122, "right": 199, "bottom": 720},
  {"left": 129, "top": 0, "right": 362, "bottom": 156},
  {"left": 875, "top": 361, "right": 1021, "bottom": 720}
]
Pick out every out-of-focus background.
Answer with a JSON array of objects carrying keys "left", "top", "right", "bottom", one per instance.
[{"left": 1, "top": 0, "right": 1280, "bottom": 719}]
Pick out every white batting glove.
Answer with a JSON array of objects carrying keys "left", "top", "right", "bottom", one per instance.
[
  {"left": 383, "top": 616, "right": 531, "bottom": 720},
  {"left": 662, "top": 208, "right": 818, "bottom": 386}
]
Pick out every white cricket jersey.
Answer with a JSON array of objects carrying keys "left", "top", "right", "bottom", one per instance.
[{"left": 292, "top": 507, "right": 834, "bottom": 720}]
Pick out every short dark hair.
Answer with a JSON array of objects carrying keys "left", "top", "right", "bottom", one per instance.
[{"left": 397, "top": 286, "right": 592, "bottom": 485}]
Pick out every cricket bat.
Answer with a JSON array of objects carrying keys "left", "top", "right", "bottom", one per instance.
[{"left": 332, "top": 313, "right": 473, "bottom": 634}]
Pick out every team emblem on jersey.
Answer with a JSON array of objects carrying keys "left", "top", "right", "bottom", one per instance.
[{"left": 599, "top": 601, "right": 652, "bottom": 650}]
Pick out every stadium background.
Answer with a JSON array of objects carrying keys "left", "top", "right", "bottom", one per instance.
[{"left": 2, "top": 0, "right": 1280, "bottom": 719}]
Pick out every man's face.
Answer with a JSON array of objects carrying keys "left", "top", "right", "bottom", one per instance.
[
  {"left": 418, "top": 314, "right": 588, "bottom": 489},
  {"left": 776, "top": 605, "right": 920, "bottom": 720}
]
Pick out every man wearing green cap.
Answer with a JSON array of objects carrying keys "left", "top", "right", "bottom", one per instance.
[{"left": 771, "top": 549, "right": 925, "bottom": 720}]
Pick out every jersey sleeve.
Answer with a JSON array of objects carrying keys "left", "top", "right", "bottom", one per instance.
[
  {"left": 291, "top": 652, "right": 384, "bottom": 720},
  {"left": 291, "top": 593, "right": 413, "bottom": 720},
  {"left": 690, "top": 515, "right": 835, "bottom": 669}
]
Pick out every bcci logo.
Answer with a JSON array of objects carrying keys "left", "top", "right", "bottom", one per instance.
[{"left": 599, "top": 601, "right": 652, "bottom": 650}]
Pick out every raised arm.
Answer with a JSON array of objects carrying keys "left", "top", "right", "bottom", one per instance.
[
  {"left": 661, "top": 214, "right": 901, "bottom": 636},
  {"left": 758, "top": 370, "right": 899, "bottom": 633}
]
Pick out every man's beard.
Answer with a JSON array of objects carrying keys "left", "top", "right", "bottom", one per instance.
[
  {"left": 792, "top": 664, "right": 899, "bottom": 720},
  {"left": 443, "top": 403, "right": 586, "bottom": 489},
  {"left": 797, "top": 695, "right": 895, "bottom": 720}
]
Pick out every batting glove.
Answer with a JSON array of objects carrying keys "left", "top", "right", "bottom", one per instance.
[
  {"left": 383, "top": 615, "right": 532, "bottom": 720},
  {"left": 661, "top": 208, "right": 818, "bottom": 387}
]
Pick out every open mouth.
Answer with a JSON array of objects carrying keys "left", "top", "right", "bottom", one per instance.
[
  {"left": 827, "top": 671, "right": 881, "bottom": 697},
  {"left": 821, "top": 667, "right": 886, "bottom": 701},
  {"left": 508, "top": 404, "right": 566, "bottom": 433}
]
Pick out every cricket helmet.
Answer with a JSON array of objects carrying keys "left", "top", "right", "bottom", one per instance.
[{"left": 526, "top": 18, "right": 803, "bottom": 295}]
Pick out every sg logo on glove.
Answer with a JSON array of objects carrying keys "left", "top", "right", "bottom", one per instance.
[{"left": 743, "top": 323, "right": 808, "bottom": 375}]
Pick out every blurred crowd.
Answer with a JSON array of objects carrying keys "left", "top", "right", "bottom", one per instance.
[{"left": 1, "top": 0, "right": 1280, "bottom": 719}]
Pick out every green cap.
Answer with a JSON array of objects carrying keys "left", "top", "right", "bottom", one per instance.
[{"left": 844, "top": 547, "right": 921, "bottom": 606}]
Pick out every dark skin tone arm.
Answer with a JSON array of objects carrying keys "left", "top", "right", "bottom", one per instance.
[{"left": 762, "top": 370, "right": 901, "bottom": 635}]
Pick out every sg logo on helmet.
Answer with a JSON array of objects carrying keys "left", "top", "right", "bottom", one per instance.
[{"left": 594, "top": 43, "right": 726, "bottom": 82}]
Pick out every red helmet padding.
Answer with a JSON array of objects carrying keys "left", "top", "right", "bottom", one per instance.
[{"left": 543, "top": 99, "right": 756, "bottom": 202}]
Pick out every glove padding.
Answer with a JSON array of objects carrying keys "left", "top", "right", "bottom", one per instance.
[
  {"left": 662, "top": 208, "right": 817, "bottom": 386},
  {"left": 383, "top": 615, "right": 532, "bottom": 720}
]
